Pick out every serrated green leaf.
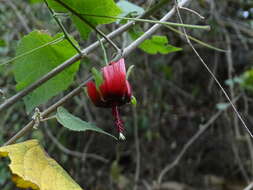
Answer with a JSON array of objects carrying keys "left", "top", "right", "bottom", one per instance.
[
  {"left": 47, "top": 0, "right": 122, "bottom": 39},
  {"left": 14, "top": 30, "right": 80, "bottom": 113},
  {"left": 56, "top": 107, "right": 117, "bottom": 140},
  {"left": 130, "top": 31, "right": 182, "bottom": 55},
  {"left": 91, "top": 67, "right": 103, "bottom": 90}
]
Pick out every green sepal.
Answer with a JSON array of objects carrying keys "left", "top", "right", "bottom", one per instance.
[
  {"left": 131, "top": 96, "right": 137, "bottom": 106},
  {"left": 126, "top": 65, "right": 135, "bottom": 79},
  {"left": 91, "top": 67, "right": 104, "bottom": 91}
]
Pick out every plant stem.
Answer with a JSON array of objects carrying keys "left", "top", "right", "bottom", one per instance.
[
  {"left": 53, "top": 0, "right": 121, "bottom": 53},
  {"left": 0, "top": 0, "right": 169, "bottom": 112},
  {"left": 2, "top": 0, "right": 192, "bottom": 146},
  {"left": 97, "top": 35, "right": 109, "bottom": 65},
  {"left": 44, "top": 0, "right": 82, "bottom": 54},
  {"left": 161, "top": 23, "right": 226, "bottom": 52},
  {"left": 0, "top": 36, "right": 64, "bottom": 66},
  {"left": 173, "top": 0, "right": 253, "bottom": 138},
  {"left": 122, "top": 0, "right": 191, "bottom": 58},
  {"left": 79, "top": 14, "right": 211, "bottom": 30},
  {"left": 3, "top": 76, "right": 92, "bottom": 146}
]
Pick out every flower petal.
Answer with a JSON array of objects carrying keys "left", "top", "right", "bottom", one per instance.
[
  {"left": 86, "top": 81, "right": 103, "bottom": 107},
  {"left": 101, "top": 58, "right": 127, "bottom": 99},
  {"left": 87, "top": 58, "right": 132, "bottom": 107}
]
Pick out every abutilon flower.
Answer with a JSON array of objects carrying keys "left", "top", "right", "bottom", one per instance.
[{"left": 86, "top": 58, "right": 132, "bottom": 139}]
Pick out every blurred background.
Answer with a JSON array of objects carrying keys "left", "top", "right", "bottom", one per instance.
[{"left": 1, "top": 0, "right": 253, "bottom": 189}]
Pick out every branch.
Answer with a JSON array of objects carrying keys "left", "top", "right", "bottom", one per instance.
[
  {"left": 44, "top": 124, "right": 108, "bottom": 163},
  {"left": 3, "top": 76, "right": 92, "bottom": 146},
  {"left": 53, "top": 0, "right": 120, "bottom": 53},
  {"left": 45, "top": 0, "right": 82, "bottom": 54},
  {"left": 174, "top": 0, "right": 253, "bottom": 138},
  {"left": 122, "top": 0, "right": 191, "bottom": 58},
  {"left": 3, "top": 0, "right": 193, "bottom": 146},
  {"left": 133, "top": 107, "right": 141, "bottom": 190},
  {"left": 0, "top": 0, "right": 170, "bottom": 113},
  {"left": 4, "top": 0, "right": 31, "bottom": 33},
  {"left": 157, "top": 110, "right": 223, "bottom": 185},
  {"left": 79, "top": 14, "right": 210, "bottom": 30}
]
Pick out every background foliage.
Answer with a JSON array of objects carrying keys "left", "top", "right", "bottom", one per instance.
[{"left": 1, "top": 0, "right": 253, "bottom": 190}]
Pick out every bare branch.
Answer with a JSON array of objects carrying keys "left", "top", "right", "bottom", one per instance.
[
  {"left": 3, "top": 76, "right": 92, "bottom": 146},
  {"left": 157, "top": 110, "right": 223, "bottom": 185},
  {"left": 174, "top": 0, "right": 253, "bottom": 138},
  {"left": 44, "top": 124, "right": 108, "bottom": 163},
  {"left": 0, "top": 0, "right": 170, "bottom": 113},
  {"left": 4, "top": 0, "right": 31, "bottom": 33},
  {"left": 122, "top": 0, "right": 191, "bottom": 58},
  {"left": 54, "top": 0, "right": 121, "bottom": 53},
  {"left": 3, "top": 0, "right": 193, "bottom": 146}
]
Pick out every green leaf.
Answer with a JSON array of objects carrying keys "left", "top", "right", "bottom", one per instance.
[
  {"left": 56, "top": 107, "right": 117, "bottom": 140},
  {"left": 117, "top": 0, "right": 144, "bottom": 17},
  {"left": 91, "top": 67, "right": 104, "bottom": 90},
  {"left": 130, "top": 31, "right": 182, "bottom": 55},
  {"left": 240, "top": 69, "right": 253, "bottom": 91},
  {"left": 47, "top": 0, "right": 122, "bottom": 39},
  {"left": 14, "top": 30, "right": 80, "bottom": 113}
]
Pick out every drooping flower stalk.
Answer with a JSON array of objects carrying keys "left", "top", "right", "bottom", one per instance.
[{"left": 112, "top": 106, "right": 125, "bottom": 139}]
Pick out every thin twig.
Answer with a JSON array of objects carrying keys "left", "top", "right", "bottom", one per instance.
[
  {"left": 244, "top": 182, "right": 253, "bottom": 190},
  {"left": 53, "top": 0, "right": 121, "bottom": 53},
  {"left": 174, "top": 0, "right": 253, "bottom": 138},
  {"left": 157, "top": 110, "right": 223, "bottom": 184},
  {"left": 179, "top": 6, "right": 205, "bottom": 19},
  {"left": 0, "top": 36, "right": 65, "bottom": 66},
  {"left": 4, "top": 0, "right": 31, "bottom": 33},
  {"left": 122, "top": 0, "right": 192, "bottom": 59},
  {"left": 224, "top": 30, "right": 241, "bottom": 138},
  {"left": 44, "top": 125, "right": 108, "bottom": 163},
  {"left": 2, "top": 0, "right": 192, "bottom": 146},
  {"left": 0, "top": 50, "right": 84, "bottom": 112},
  {"left": 133, "top": 107, "right": 141, "bottom": 190},
  {"left": 159, "top": 23, "right": 226, "bottom": 52},
  {"left": 208, "top": 52, "right": 219, "bottom": 92},
  {"left": 79, "top": 14, "right": 210, "bottom": 30},
  {"left": 231, "top": 141, "right": 250, "bottom": 183},
  {"left": 44, "top": 0, "right": 82, "bottom": 54},
  {"left": 3, "top": 76, "right": 92, "bottom": 146},
  {"left": 0, "top": 0, "right": 170, "bottom": 113}
]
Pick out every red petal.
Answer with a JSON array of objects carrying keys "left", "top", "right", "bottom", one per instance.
[
  {"left": 87, "top": 58, "right": 132, "bottom": 107},
  {"left": 100, "top": 58, "right": 127, "bottom": 99},
  {"left": 86, "top": 81, "right": 102, "bottom": 106}
]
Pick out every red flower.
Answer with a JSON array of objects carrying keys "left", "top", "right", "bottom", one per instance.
[{"left": 86, "top": 58, "right": 132, "bottom": 139}]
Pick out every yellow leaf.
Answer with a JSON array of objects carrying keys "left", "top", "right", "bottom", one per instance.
[{"left": 0, "top": 139, "right": 83, "bottom": 190}]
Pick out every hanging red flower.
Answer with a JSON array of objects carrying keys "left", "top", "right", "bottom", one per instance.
[{"left": 86, "top": 58, "right": 132, "bottom": 139}]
